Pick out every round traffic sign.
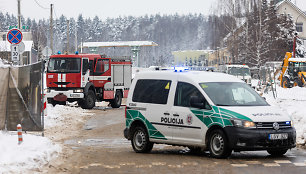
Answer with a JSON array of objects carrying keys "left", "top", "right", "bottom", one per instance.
[{"left": 7, "top": 29, "right": 23, "bottom": 44}]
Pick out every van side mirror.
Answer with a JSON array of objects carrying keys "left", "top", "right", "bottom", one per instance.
[{"left": 190, "top": 96, "right": 211, "bottom": 109}]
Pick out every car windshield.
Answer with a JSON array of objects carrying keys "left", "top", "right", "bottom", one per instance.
[
  {"left": 228, "top": 67, "right": 250, "bottom": 76},
  {"left": 200, "top": 82, "right": 268, "bottom": 106},
  {"left": 48, "top": 58, "right": 81, "bottom": 73}
]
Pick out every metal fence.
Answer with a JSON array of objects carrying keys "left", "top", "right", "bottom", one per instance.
[{"left": 0, "top": 62, "right": 43, "bottom": 131}]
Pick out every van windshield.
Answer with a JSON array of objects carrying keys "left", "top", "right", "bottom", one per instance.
[
  {"left": 200, "top": 82, "right": 268, "bottom": 106},
  {"left": 228, "top": 67, "right": 250, "bottom": 76},
  {"left": 48, "top": 58, "right": 81, "bottom": 73}
]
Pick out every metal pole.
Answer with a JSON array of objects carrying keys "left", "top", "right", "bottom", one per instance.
[
  {"left": 17, "top": 0, "right": 21, "bottom": 30},
  {"left": 50, "top": 4, "right": 53, "bottom": 54},
  {"left": 41, "top": 59, "right": 44, "bottom": 136}
]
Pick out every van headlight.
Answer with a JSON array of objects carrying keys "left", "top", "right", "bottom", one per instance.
[
  {"left": 73, "top": 89, "right": 83, "bottom": 93},
  {"left": 231, "top": 119, "right": 256, "bottom": 128}
]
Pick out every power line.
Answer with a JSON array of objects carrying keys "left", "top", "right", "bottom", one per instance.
[{"left": 33, "top": 0, "right": 49, "bottom": 10}]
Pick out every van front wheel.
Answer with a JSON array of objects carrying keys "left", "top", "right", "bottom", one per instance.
[
  {"left": 131, "top": 127, "right": 153, "bottom": 153},
  {"left": 208, "top": 129, "right": 231, "bottom": 158}
]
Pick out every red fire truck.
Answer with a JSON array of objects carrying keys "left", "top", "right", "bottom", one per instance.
[{"left": 46, "top": 53, "right": 132, "bottom": 109}]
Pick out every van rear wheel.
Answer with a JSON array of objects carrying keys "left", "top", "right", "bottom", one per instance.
[
  {"left": 131, "top": 126, "right": 153, "bottom": 153},
  {"left": 208, "top": 129, "right": 231, "bottom": 158}
]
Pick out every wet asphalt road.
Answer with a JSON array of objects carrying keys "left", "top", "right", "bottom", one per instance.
[{"left": 55, "top": 106, "right": 306, "bottom": 174}]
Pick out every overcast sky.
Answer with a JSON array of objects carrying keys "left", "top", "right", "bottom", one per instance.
[
  {"left": 0, "top": 0, "right": 215, "bottom": 20},
  {"left": 0, "top": 0, "right": 305, "bottom": 21}
]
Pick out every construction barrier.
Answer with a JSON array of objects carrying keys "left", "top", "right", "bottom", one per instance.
[{"left": 0, "top": 62, "right": 43, "bottom": 131}]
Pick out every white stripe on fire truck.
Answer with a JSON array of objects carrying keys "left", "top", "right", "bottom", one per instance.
[
  {"left": 62, "top": 74, "right": 66, "bottom": 87},
  {"left": 58, "top": 74, "right": 61, "bottom": 87}
]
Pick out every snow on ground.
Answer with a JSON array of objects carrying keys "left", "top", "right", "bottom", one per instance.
[
  {"left": 263, "top": 86, "right": 306, "bottom": 146},
  {"left": 45, "top": 103, "right": 89, "bottom": 128},
  {"left": 0, "top": 131, "right": 61, "bottom": 173},
  {"left": 0, "top": 103, "right": 93, "bottom": 173}
]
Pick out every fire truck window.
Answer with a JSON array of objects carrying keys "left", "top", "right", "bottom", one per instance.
[
  {"left": 104, "top": 61, "right": 109, "bottom": 72},
  {"left": 89, "top": 60, "right": 94, "bottom": 75},
  {"left": 95, "top": 59, "right": 109, "bottom": 74},
  {"left": 96, "top": 60, "right": 104, "bottom": 73},
  {"left": 82, "top": 59, "right": 89, "bottom": 75},
  {"left": 48, "top": 58, "right": 80, "bottom": 73}
]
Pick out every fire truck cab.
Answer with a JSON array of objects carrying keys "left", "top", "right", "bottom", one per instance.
[{"left": 46, "top": 53, "right": 132, "bottom": 109}]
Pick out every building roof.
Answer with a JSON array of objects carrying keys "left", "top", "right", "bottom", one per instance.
[
  {"left": 81, "top": 41, "right": 158, "bottom": 48},
  {"left": 172, "top": 50, "right": 214, "bottom": 54},
  {"left": 0, "top": 41, "right": 33, "bottom": 52}
]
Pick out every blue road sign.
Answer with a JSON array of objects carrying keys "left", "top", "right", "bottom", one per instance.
[{"left": 7, "top": 29, "right": 23, "bottom": 44}]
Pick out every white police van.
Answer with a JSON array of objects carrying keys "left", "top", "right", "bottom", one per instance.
[{"left": 124, "top": 68, "right": 296, "bottom": 158}]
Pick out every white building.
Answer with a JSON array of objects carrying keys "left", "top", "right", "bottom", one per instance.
[{"left": 276, "top": 0, "right": 306, "bottom": 44}]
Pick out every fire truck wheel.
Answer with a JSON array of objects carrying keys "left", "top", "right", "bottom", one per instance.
[
  {"left": 81, "top": 90, "right": 96, "bottom": 109},
  {"left": 282, "top": 77, "right": 290, "bottom": 88},
  {"left": 111, "top": 90, "right": 122, "bottom": 108},
  {"left": 293, "top": 78, "right": 303, "bottom": 87}
]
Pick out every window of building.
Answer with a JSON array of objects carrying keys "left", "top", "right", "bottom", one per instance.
[
  {"left": 132, "top": 79, "right": 171, "bottom": 104},
  {"left": 296, "top": 23, "right": 303, "bottom": 33}
]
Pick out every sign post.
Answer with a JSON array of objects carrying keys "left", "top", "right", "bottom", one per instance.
[
  {"left": 10, "top": 45, "right": 20, "bottom": 62},
  {"left": 7, "top": 29, "right": 23, "bottom": 65}
]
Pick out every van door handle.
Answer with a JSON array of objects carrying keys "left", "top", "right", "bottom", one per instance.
[
  {"left": 173, "top": 114, "right": 179, "bottom": 117},
  {"left": 164, "top": 112, "right": 170, "bottom": 115}
]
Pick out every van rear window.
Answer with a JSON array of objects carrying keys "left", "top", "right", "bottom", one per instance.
[{"left": 132, "top": 79, "right": 171, "bottom": 104}]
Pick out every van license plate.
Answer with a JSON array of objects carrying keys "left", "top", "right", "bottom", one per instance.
[{"left": 269, "top": 133, "right": 288, "bottom": 140}]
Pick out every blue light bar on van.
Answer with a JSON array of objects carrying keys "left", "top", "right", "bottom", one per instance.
[
  {"left": 285, "top": 121, "right": 290, "bottom": 125},
  {"left": 174, "top": 67, "right": 189, "bottom": 72},
  {"left": 57, "top": 51, "right": 61, "bottom": 55}
]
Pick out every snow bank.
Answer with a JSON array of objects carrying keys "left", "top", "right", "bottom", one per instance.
[
  {"left": 0, "top": 131, "right": 61, "bottom": 173},
  {"left": 45, "top": 103, "right": 93, "bottom": 128},
  {"left": 263, "top": 86, "right": 306, "bottom": 146},
  {"left": 0, "top": 58, "right": 10, "bottom": 68}
]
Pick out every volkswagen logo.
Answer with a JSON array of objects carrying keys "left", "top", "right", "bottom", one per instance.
[{"left": 273, "top": 122, "right": 279, "bottom": 130}]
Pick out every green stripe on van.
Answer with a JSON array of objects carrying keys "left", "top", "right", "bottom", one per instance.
[
  {"left": 126, "top": 109, "right": 167, "bottom": 140},
  {"left": 191, "top": 106, "right": 252, "bottom": 128}
]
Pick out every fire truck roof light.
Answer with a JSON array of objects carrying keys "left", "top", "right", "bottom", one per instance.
[
  {"left": 75, "top": 51, "right": 79, "bottom": 55},
  {"left": 57, "top": 51, "right": 61, "bottom": 55}
]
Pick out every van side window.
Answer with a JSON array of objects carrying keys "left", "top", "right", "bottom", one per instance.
[
  {"left": 175, "top": 82, "right": 210, "bottom": 109},
  {"left": 132, "top": 79, "right": 171, "bottom": 104}
]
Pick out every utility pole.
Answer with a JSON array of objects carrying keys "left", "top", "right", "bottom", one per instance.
[
  {"left": 66, "top": 20, "right": 70, "bottom": 54},
  {"left": 75, "top": 25, "right": 77, "bottom": 52},
  {"left": 17, "top": 0, "right": 21, "bottom": 29},
  {"left": 50, "top": 4, "right": 54, "bottom": 54}
]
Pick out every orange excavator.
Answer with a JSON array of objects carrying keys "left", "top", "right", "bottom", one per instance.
[{"left": 279, "top": 52, "right": 306, "bottom": 88}]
